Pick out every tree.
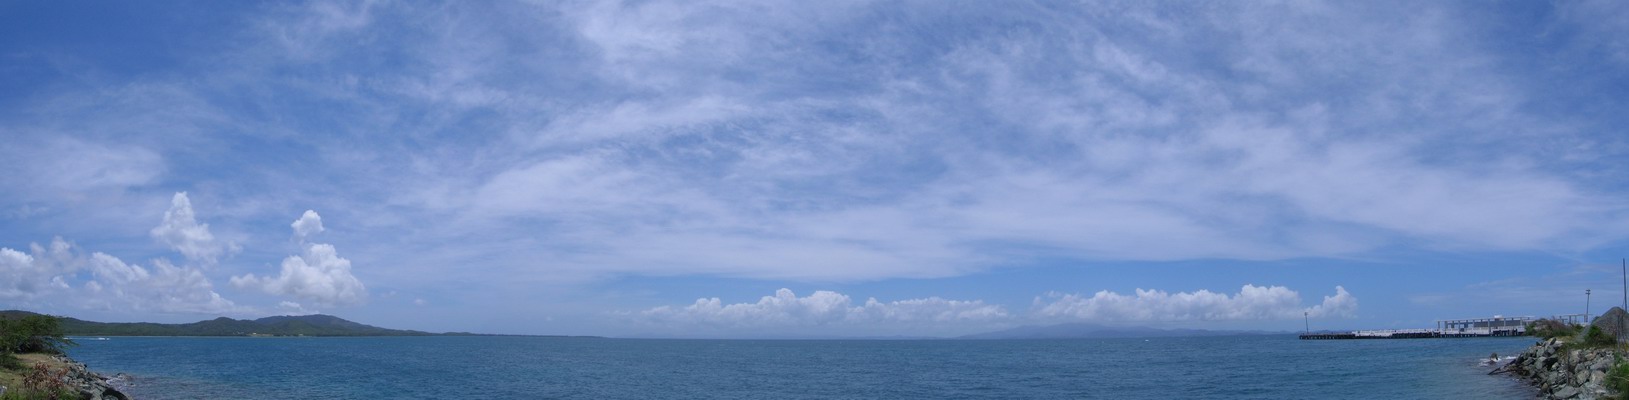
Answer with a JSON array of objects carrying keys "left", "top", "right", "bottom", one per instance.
[{"left": 0, "top": 315, "right": 76, "bottom": 355}]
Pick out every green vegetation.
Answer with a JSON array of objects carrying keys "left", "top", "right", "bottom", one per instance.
[
  {"left": 1586, "top": 325, "right": 1617, "bottom": 347},
  {"left": 0, "top": 363, "right": 77, "bottom": 400},
  {"left": 1610, "top": 357, "right": 1629, "bottom": 400},
  {"left": 0, "top": 314, "right": 74, "bottom": 367},
  {"left": 0, "top": 315, "right": 78, "bottom": 400},
  {"left": 1, "top": 310, "right": 435, "bottom": 337},
  {"left": 1529, "top": 319, "right": 1581, "bottom": 339}
]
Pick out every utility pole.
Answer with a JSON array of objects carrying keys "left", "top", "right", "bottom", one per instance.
[{"left": 1587, "top": 289, "right": 1592, "bottom": 324}]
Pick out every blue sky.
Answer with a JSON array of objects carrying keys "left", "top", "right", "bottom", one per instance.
[{"left": 3, "top": 1, "right": 1629, "bottom": 338}]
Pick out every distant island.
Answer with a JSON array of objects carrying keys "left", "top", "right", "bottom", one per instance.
[{"left": 0, "top": 310, "right": 576, "bottom": 338}]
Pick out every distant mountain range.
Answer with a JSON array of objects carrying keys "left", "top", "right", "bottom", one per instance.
[
  {"left": 958, "top": 322, "right": 1282, "bottom": 339},
  {"left": 0, "top": 310, "right": 473, "bottom": 337}
]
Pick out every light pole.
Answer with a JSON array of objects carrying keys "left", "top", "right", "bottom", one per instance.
[{"left": 1587, "top": 289, "right": 1592, "bottom": 325}]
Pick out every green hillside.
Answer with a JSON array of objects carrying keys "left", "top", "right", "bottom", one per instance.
[{"left": 0, "top": 310, "right": 436, "bottom": 337}]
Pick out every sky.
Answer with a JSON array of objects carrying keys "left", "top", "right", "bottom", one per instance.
[{"left": 2, "top": 1, "right": 1629, "bottom": 338}]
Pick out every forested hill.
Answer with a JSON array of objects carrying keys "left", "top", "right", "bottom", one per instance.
[{"left": 0, "top": 310, "right": 440, "bottom": 337}]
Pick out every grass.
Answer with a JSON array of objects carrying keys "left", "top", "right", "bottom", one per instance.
[
  {"left": 1610, "top": 357, "right": 1629, "bottom": 400},
  {"left": 0, "top": 353, "right": 77, "bottom": 400}
]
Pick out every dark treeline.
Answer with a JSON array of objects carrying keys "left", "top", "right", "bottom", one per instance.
[{"left": 0, "top": 310, "right": 436, "bottom": 337}]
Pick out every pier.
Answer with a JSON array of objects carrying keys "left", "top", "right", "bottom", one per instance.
[{"left": 1299, "top": 315, "right": 1585, "bottom": 340}]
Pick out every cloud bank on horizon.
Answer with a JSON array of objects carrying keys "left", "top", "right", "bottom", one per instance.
[
  {"left": 2, "top": 1, "right": 1628, "bottom": 335},
  {"left": 635, "top": 285, "right": 1356, "bottom": 336}
]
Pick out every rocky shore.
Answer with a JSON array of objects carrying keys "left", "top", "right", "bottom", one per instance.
[
  {"left": 51, "top": 355, "right": 130, "bottom": 400},
  {"left": 1497, "top": 307, "right": 1629, "bottom": 400},
  {"left": 0, "top": 354, "right": 129, "bottom": 400},
  {"left": 1501, "top": 337, "right": 1616, "bottom": 399}
]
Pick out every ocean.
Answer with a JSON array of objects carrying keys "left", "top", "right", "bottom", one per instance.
[{"left": 66, "top": 335, "right": 1537, "bottom": 399}]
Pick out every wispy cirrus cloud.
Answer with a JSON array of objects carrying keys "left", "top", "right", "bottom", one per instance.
[{"left": 3, "top": 1, "right": 1628, "bottom": 334}]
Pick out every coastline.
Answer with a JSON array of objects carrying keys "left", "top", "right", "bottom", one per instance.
[
  {"left": 1500, "top": 337, "right": 1618, "bottom": 399},
  {"left": 1, "top": 353, "right": 128, "bottom": 400},
  {"left": 1496, "top": 308, "right": 1629, "bottom": 400}
]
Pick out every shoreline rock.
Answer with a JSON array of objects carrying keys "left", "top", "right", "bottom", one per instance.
[
  {"left": 1504, "top": 337, "right": 1616, "bottom": 400},
  {"left": 49, "top": 355, "right": 129, "bottom": 400}
]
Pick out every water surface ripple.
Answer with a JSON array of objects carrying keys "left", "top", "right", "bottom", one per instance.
[{"left": 67, "top": 335, "right": 1537, "bottom": 399}]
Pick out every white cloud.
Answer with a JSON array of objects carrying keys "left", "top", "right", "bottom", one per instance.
[
  {"left": 291, "top": 210, "right": 325, "bottom": 241},
  {"left": 0, "top": 248, "right": 47, "bottom": 300},
  {"left": 0, "top": 200, "right": 242, "bottom": 314},
  {"left": 0, "top": 237, "right": 80, "bottom": 301},
  {"left": 1032, "top": 285, "right": 1358, "bottom": 322},
  {"left": 84, "top": 253, "right": 240, "bottom": 314},
  {"left": 7, "top": 0, "right": 1629, "bottom": 328},
  {"left": 4, "top": 204, "right": 49, "bottom": 220},
  {"left": 0, "top": 138, "right": 165, "bottom": 200},
  {"left": 277, "top": 301, "right": 317, "bottom": 315},
  {"left": 1305, "top": 286, "right": 1358, "bottom": 318},
  {"left": 359, "top": 0, "right": 1629, "bottom": 286},
  {"left": 232, "top": 210, "right": 367, "bottom": 307},
  {"left": 640, "top": 288, "right": 1008, "bottom": 329},
  {"left": 150, "top": 192, "right": 230, "bottom": 265},
  {"left": 635, "top": 285, "right": 1354, "bottom": 335}
]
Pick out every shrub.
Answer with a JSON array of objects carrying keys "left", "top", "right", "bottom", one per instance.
[
  {"left": 1530, "top": 319, "right": 1578, "bottom": 339},
  {"left": 1586, "top": 325, "right": 1617, "bottom": 347},
  {"left": 0, "top": 315, "right": 75, "bottom": 355},
  {"left": 0, "top": 364, "right": 76, "bottom": 400},
  {"left": 1608, "top": 358, "right": 1629, "bottom": 400},
  {"left": 0, "top": 315, "right": 74, "bottom": 372}
]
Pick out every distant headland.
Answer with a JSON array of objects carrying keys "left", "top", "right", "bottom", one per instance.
[{"left": 0, "top": 310, "right": 593, "bottom": 338}]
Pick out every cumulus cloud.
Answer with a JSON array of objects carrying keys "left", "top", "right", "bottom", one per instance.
[
  {"left": 150, "top": 192, "right": 230, "bottom": 265},
  {"left": 1305, "top": 286, "right": 1358, "bottom": 318},
  {"left": 85, "top": 253, "right": 240, "bottom": 314},
  {"left": 0, "top": 248, "right": 50, "bottom": 300},
  {"left": 0, "top": 232, "right": 239, "bottom": 314},
  {"left": 636, "top": 285, "right": 1355, "bottom": 335},
  {"left": 232, "top": 210, "right": 367, "bottom": 307},
  {"left": 290, "top": 210, "right": 324, "bottom": 241},
  {"left": 1033, "top": 285, "right": 1358, "bottom": 322},
  {"left": 0, "top": 237, "right": 79, "bottom": 301},
  {"left": 640, "top": 288, "right": 1008, "bottom": 328}
]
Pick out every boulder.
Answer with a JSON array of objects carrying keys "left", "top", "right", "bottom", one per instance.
[
  {"left": 1592, "top": 359, "right": 1612, "bottom": 372},
  {"left": 1554, "top": 385, "right": 1581, "bottom": 399},
  {"left": 1590, "top": 307, "right": 1629, "bottom": 341}
]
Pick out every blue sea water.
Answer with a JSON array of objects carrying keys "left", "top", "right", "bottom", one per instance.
[{"left": 66, "top": 335, "right": 1537, "bottom": 399}]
